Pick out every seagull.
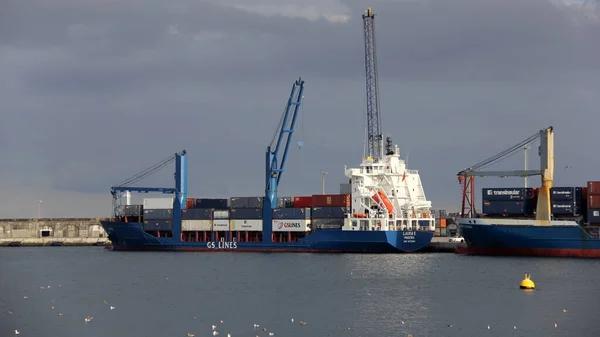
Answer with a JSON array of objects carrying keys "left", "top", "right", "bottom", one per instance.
[
  {"left": 212, "top": 331, "right": 219, "bottom": 336},
  {"left": 291, "top": 318, "right": 294, "bottom": 323},
  {"left": 110, "top": 306, "right": 115, "bottom": 310},
  {"left": 514, "top": 326, "right": 517, "bottom": 329},
  {"left": 14, "top": 330, "right": 19, "bottom": 335},
  {"left": 555, "top": 323, "right": 558, "bottom": 328},
  {"left": 253, "top": 324, "right": 259, "bottom": 329},
  {"left": 563, "top": 309, "right": 568, "bottom": 312},
  {"left": 487, "top": 325, "right": 491, "bottom": 329},
  {"left": 212, "top": 325, "right": 217, "bottom": 330},
  {"left": 187, "top": 334, "right": 195, "bottom": 337}
]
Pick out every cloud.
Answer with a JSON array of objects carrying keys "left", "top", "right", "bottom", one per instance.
[{"left": 0, "top": 0, "right": 599, "bottom": 217}]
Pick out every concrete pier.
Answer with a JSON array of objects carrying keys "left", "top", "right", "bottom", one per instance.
[{"left": 0, "top": 218, "right": 110, "bottom": 246}]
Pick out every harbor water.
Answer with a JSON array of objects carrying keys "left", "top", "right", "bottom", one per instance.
[{"left": 1, "top": 248, "right": 599, "bottom": 337}]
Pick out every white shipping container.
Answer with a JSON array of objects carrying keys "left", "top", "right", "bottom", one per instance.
[
  {"left": 272, "top": 219, "right": 311, "bottom": 232},
  {"left": 213, "top": 210, "right": 229, "bottom": 219},
  {"left": 213, "top": 219, "right": 230, "bottom": 231},
  {"left": 182, "top": 220, "right": 212, "bottom": 231},
  {"left": 143, "top": 197, "right": 174, "bottom": 210},
  {"left": 230, "top": 219, "right": 262, "bottom": 231}
]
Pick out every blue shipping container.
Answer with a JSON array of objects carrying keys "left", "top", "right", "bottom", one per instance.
[
  {"left": 194, "top": 198, "right": 228, "bottom": 210},
  {"left": 588, "top": 209, "right": 600, "bottom": 224},
  {"left": 482, "top": 200, "right": 526, "bottom": 215},
  {"left": 272, "top": 208, "right": 310, "bottom": 219},
  {"left": 230, "top": 208, "right": 262, "bottom": 220},
  {"left": 143, "top": 209, "right": 173, "bottom": 220},
  {"left": 120, "top": 205, "right": 143, "bottom": 216},
  {"left": 551, "top": 200, "right": 577, "bottom": 215},
  {"left": 181, "top": 208, "right": 212, "bottom": 220},
  {"left": 550, "top": 187, "right": 578, "bottom": 201},
  {"left": 143, "top": 220, "right": 172, "bottom": 231},
  {"left": 482, "top": 188, "right": 531, "bottom": 201},
  {"left": 311, "top": 207, "right": 346, "bottom": 219},
  {"left": 229, "top": 197, "right": 264, "bottom": 209}
]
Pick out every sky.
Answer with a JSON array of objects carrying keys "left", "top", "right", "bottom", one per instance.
[{"left": 1, "top": 0, "right": 599, "bottom": 218}]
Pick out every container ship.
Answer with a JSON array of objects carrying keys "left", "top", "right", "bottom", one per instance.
[
  {"left": 99, "top": 8, "right": 436, "bottom": 253},
  {"left": 455, "top": 126, "right": 600, "bottom": 258}
]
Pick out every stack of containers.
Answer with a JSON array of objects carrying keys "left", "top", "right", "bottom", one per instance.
[
  {"left": 142, "top": 197, "right": 174, "bottom": 231},
  {"left": 191, "top": 198, "right": 228, "bottom": 210},
  {"left": 181, "top": 208, "right": 212, "bottom": 231},
  {"left": 212, "top": 209, "right": 230, "bottom": 232},
  {"left": 481, "top": 188, "right": 533, "bottom": 216},
  {"left": 119, "top": 205, "right": 143, "bottom": 217},
  {"left": 310, "top": 194, "right": 350, "bottom": 230},
  {"left": 550, "top": 187, "right": 582, "bottom": 216},
  {"left": 229, "top": 197, "right": 263, "bottom": 231},
  {"left": 588, "top": 181, "right": 600, "bottom": 224},
  {"left": 277, "top": 197, "right": 294, "bottom": 208},
  {"left": 272, "top": 208, "right": 311, "bottom": 232}
]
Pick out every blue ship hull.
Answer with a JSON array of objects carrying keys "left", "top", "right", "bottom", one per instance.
[
  {"left": 457, "top": 219, "right": 600, "bottom": 258},
  {"left": 100, "top": 221, "right": 434, "bottom": 253}
]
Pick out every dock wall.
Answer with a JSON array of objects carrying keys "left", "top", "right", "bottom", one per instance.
[{"left": 0, "top": 218, "right": 111, "bottom": 246}]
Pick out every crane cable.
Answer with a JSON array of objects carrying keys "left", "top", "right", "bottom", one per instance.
[
  {"left": 115, "top": 154, "right": 176, "bottom": 187},
  {"left": 465, "top": 132, "right": 541, "bottom": 172}
]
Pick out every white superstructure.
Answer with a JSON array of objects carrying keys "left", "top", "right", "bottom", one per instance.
[{"left": 343, "top": 139, "right": 435, "bottom": 232}]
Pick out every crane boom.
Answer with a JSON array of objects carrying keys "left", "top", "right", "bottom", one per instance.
[
  {"left": 362, "top": 8, "right": 383, "bottom": 161},
  {"left": 262, "top": 77, "right": 305, "bottom": 243}
]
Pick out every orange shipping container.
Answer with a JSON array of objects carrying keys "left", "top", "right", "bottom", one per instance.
[
  {"left": 440, "top": 218, "right": 447, "bottom": 228},
  {"left": 590, "top": 195, "right": 600, "bottom": 209},
  {"left": 588, "top": 181, "right": 600, "bottom": 195},
  {"left": 186, "top": 198, "right": 195, "bottom": 209},
  {"left": 312, "top": 194, "right": 350, "bottom": 208}
]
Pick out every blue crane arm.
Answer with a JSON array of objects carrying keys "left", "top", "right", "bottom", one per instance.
[
  {"left": 267, "top": 77, "right": 305, "bottom": 188},
  {"left": 111, "top": 186, "right": 177, "bottom": 195}
]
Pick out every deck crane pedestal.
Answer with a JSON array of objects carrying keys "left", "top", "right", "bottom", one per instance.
[
  {"left": 110, "top": 150, "right": 187, "bottom": 239},
  {"left": 262, "top": 77, "right": 306, "bottom": 243},
  {"left": 458, "top": 126, "right": 554, "bottom": 223}
]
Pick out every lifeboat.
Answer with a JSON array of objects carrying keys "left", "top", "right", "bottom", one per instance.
[{"left": 371, "top": 190, "right": 394, "bottom": 213}]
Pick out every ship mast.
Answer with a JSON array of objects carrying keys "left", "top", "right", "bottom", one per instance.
[{"left": 362, "top": 7, "right": 383, "bottom": 162}]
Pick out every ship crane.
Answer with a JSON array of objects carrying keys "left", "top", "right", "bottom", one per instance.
[
  {"left": 458, "top": 126, "right": 554, "bottom": 223},
  {"left": 262, "top": 77, "right": 305, "bottom": 243},
  {"left": 110, "top": 150, "right": 187, "bottom": 239}
]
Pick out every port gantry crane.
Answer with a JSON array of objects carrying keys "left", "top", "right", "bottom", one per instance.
[
  {"left": 262, "top": 77, "right": 306, "bottom": 243},
  {"left": 458, "top": 126, "right": 555, "bottom": 224},
  {"left": 110, "top": 150, "right": 188, "bottom": 239},
  {"left": 362, "top": 7, "right": 384, "bottom": 162}
]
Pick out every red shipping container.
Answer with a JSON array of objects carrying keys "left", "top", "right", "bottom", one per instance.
[
  {"left": 292, "top": 196, "right": 312, "bottom": 208},
  {"left": 186, "top": 198, "right": 195, "bottom": 209},
  {"left": 312, "top": 194, "right": 350, "bottom": 208},
  {"left": 588, "top": 181, "right": 600, "bottom": 195},
  {"left": 590, "top": 195, "right": 600, "bottom": 209}
]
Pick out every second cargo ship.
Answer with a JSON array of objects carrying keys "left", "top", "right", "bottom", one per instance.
[{"left": 99, "top": 9, "right": 436, "bottom": 253}]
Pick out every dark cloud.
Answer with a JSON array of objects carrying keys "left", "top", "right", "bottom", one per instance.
[{"left": 0, "top": 0, "right": 599, "bottom": 217}]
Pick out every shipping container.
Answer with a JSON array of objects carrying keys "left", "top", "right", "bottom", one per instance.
[
  {"left": 589, "top": 195, "right": 600, "bottom": 209},
  {"left": 482, "top": 200, "right": 526, "bottom": 215},
  {"left": 143, "top": 197, "right": 174, "bottom": 210},
  {"left": 272, "top": 219, "right": 311, "bottom": 232},
  {"left": 293, "top": 196, "right": 312, "bottom": 208},
  {"left": 311, "top": 218, "right": 344, "bottom": 230},
  {"left": 588, "top": 209, "right": 600, "bottom": 224},
  {"left": 181, "top": 208, "right": 212, "bottom": 220},
  {"left": 272, "top": 208, "right": 311, "bottom": 220},
  {"left": 229, "top": 197, "right": 264, "bottom": 209},
  {"left": 551, "top": 200, "right": 578, "bottom": 215},
  {"left": 312, "top": 194, "right": 351, "bottom": 208},
  {"left": 229, "top": 208, "right": 262, "bottom": 220},
  {"left": 194, "top": 198, "right": 228, "bottom": 210},
  {"left": 277, "top": 197, "right": 293, "bottom": 208},
  {"left": 186, "top": 198, "right": 195, "bottom": 209},
  {"left": 118, "top": 205, "right": 143, "bottom": 216},
  {"left": 230, "top": 219, "right": 262, "bottom": 231},
  {"left": 440, "top": 228, "right": 447, "bottom": 236},
  {"left": 311, "top": 206, "right": 346, "bottom": 219},
  {"left": 482, "top": 188, "right": 531, "bottom": 201},
  {"left": 143, "top": 209, "right": 173, "bottom": 220},
  {"left": 438, "top": 209, "right": 447, "bottom": 218},
  {"left": 142, "top": 220, "right": 172, "bottom": 231},
  {"left": 440, "top": 218, "right": 447, "bottom": 228},
  {"left": 339, "top": 183, "right": 351, "bottom": 195},
  {"left": 213, "top": 219, "right": 230, "bottom": 231},
  {"left": 213, "top": 210, "right": 230, "bottom": 219},
  {"left": 434, "top": 228, "right": 441, "bottom": 236},
  {"left": 588, "top": 181, "right": 600, "bottom": 195},
  {"left": 550, "top": 187, "right": 577, "bottom": 201},
  {"left": 182, "top": 220, "right": 212, "bottom": 231}
]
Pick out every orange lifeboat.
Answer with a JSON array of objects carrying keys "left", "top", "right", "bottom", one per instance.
[{"left": 372, "top": 190, "right": 394, "bottom": 213}]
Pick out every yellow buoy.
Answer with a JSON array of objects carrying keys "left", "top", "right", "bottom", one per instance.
[{"left": 520, "top": 272, "right": 535, "bottom": 289}]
